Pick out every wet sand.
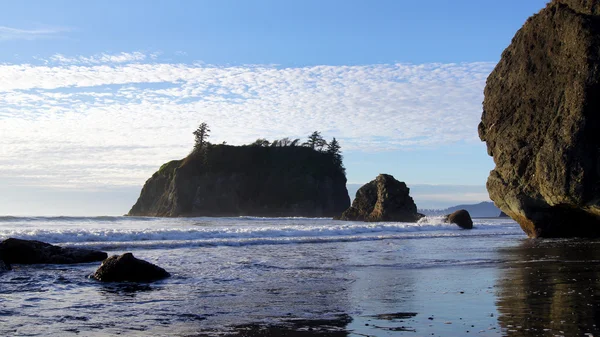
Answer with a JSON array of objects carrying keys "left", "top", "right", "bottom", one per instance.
[{"left": 194, "top": 239, "right": 600, "bottom": 337}]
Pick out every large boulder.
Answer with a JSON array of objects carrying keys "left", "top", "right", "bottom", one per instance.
[
  {"left": 338, "top": 174, "right": 422, "bottom": 222},
  {"left": 479, "top": 0, "right": 600, "bottom": 238},
  {"left": 92, "top": 253, "right": 170, "bottom": 282},
  {"left": 0, "top": 238, "right": 107, "bottom": 264},
  {"left": 445, "top": 209, "right": 473, "bottom": 229}
]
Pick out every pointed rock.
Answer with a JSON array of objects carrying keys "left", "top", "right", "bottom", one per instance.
[{"left": 337, "top": 174, "right": 422, "bottom": 222}]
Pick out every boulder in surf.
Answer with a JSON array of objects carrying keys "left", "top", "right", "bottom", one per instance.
[
  {"left": 444, "top": 209, "right": 473, "bottom": 229},
  {"left": 92, "top": 253, "right": 170, "bottom": 282}
]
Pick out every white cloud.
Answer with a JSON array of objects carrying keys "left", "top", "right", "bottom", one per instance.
[
  {"left": 0, "top": 26, "right": 69, "bottom": 41},
  {"left": 49, "top": 52, "right": 147, "bottom": 65},
  {"left": 0, "top": 58, "right": 494, "bottom": 189}
]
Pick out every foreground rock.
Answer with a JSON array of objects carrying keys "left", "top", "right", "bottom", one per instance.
[
  {"left": 92, "top": 253, "right": 170, "bottom": 282},
  {"left": 479, "top": 0, "right": 600, "bottom": 238},
  {"left": 338, "top": 174, "right": 422, "bottom": 222},
  {"left": 0, "top": 238, "right": 107, "bottom": 264},
  {"left": 445, "top": 209, "right": 473, "bottom": 229},
  {"left": 128, "top": 145, "right": 350, "bottom": 217}
]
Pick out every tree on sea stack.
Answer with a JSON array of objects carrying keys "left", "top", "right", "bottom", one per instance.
[
  {"left": 327, "top": 137, "right": 344, "bottom": 171},
  {"left": 250, "top": 138, "right": 270, "bottom": 147},
  {"left": 305, "top": 131, "right": 327, "bottom": 151},
  {"left": 193, "top": 122, "right": 210, "bottom": 151}
]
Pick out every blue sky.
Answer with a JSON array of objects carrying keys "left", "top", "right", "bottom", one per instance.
[{"left": 0, "top": 0, "right": 550, "bottom": 215}]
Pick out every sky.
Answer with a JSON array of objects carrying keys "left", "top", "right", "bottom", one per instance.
[{"left": 0, "top": 0, "right": 550, "bottom": 216}]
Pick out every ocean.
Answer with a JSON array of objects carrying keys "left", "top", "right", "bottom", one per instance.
[{"left": 1, "top": 216, "right": 598, "bottom": 336}]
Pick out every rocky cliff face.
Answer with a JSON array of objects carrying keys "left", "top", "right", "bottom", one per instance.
[
  {"left": 479, "top": 0, "right": 600, "bottom": 237},
  {"left": 128, "top": 145, "right": 350, "bottom": 217},
  {"left": 338, "top": 174, "right": 422, "bottom": 222}
]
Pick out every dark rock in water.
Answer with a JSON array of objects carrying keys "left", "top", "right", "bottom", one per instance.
[
  {"left": 444, "top": 209, "right": 473, "bottom": 229},
  {"left": 92, "top": 253, "right": 170, "bottom": 282},
  {"left": 479, "top": 0, "right": 600, "bottom": 238},
  {"left": 338, "top": 174, "right": 422, "bottom": 222},
  {"left": 0, "top": 259, "right": 11, "bottom": 272},
  {"left": 128, "top": 145, "right": 350, "bottom": 217},
  {"left": 0, "top": 238, "right": 107, "bottom": 264},
  {"left": 499, "top": 211, "right": 509, "bottom": 218}
]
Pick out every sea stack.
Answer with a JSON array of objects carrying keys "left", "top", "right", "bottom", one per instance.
[
  {"left": 479, "top": 0, "right": 600, "bottom": 237},
  {"left": 338, "top": 174, "right": 422, "bottom": 222},
  {"left": 129, "top": 145, "right": 350, "bottom": 217}
]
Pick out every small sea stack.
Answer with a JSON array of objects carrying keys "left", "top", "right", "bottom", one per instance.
[
  {"left": 92, "top": 253, "right": 170, "bottom": 282},
  {"left": 337, "top": 174, "right": 423, "bottom": 222},
  {"left": 479, "top": 0, "right": 600, "bottom": 238}
]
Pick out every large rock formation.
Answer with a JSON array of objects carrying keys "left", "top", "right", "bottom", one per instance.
[
  {"left": 338, "top": 174, "right": 422, "bottom": 222},
  {"left": 0, "top": 238, "right": 108, "bottom": 264},
  {"left": 129, "top": 145, "right": 350, "bottom": 217},
  {"left": 479, "top": 0, "right": 600, "bottom": 238},
  {"left": 92, "top": 253, "right": 170, "bottom": 282}
]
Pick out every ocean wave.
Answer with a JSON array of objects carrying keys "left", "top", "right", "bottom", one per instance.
[
  {"left": 0, "top": 220, "right": 519, "bottom": 246},
  {"left": 0, "top": 216, "right": 133, "bottom": 223}
]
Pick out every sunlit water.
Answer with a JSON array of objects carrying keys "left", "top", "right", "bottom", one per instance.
[{"left": 2, "top": 216, "right": 597, "bottom": 336}]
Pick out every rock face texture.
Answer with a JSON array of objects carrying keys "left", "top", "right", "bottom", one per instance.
[
  {"left": 338, "top": 174, "right": 422, "bottom": 222},
  {"left": 129, "top": 145, "right": 350, "bottom": 217},
  {"left": 92, "top": 253, "right": 170, "bottom": 282},
  {"left": 0, "top": 238, "right": 108, "bottom": 264},
  {"left": 479, "top": 0, "right": 600, "bottom": 238},
  {"left": 445, "top": 209, "right": 473, "bottom": 229}
]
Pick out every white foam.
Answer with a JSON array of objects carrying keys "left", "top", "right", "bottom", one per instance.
[{"left": 0, "top": 216, "right": 521, "bottom": 249}]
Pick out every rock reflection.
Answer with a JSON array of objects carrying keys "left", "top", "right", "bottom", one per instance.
[
  {"left": 497, "top": 240, "right": 600, "bottom": 336},
  {"left": 98, "top": 282, "right": 156, "bottom": 297}
]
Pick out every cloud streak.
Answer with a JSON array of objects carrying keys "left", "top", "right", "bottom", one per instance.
[
  {"left": 0, "top": 56, "right": 494, "bottom": 189},
  {"left": 0, "top": 26, "right": 69, "bottom": 41}
]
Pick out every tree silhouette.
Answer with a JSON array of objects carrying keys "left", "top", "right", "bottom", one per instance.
[
  {"left": 327, "top": 137, "right": 343, "bottom": 169},
  {"left": 193, "top": 122, "right": 210, "bottom": 150},
  {"left": 251, "top": 138, "right": 270, "bottom": 147},
  {"left": 304, "top": 131, "right": 328, "bottom": 151}
]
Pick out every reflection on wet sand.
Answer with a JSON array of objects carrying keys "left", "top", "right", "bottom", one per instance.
[
  {"left": 193, "top": 314, "right": 352, "bottom": 336},
  {"left": 497, "top": 239, "right": 600, "bottom": 336}
]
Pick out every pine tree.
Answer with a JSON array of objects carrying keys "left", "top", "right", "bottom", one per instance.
[
  {"left": 304, "top": 131, "right": 328, "bottom": 151},
  {"left": 327, "top": 137, "right": 344, "bottom": 171},
  {"left": 193, "top": 122, "right": 210, "bottom": 150}
]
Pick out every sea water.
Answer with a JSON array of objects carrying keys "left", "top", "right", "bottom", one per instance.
[{"left": 1, "top": 216, "right": 598, "bottom": 336}]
